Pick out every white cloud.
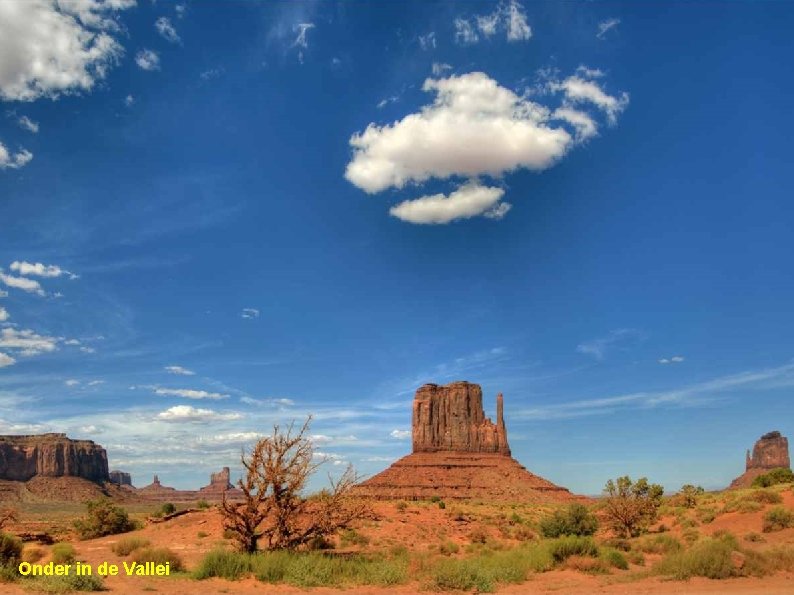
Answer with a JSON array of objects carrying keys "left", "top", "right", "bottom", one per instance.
[
  {"left": 576, "top": 328, "right": 640, "bottom": 360},
  {"left": 377, "top": 96, "right": 398, "bottom": 109},
  {"left": 293, "top": 23, "right": 314, "bottom": 48},
  {"left": 197, "top": 432, "right": 261, "bottom": 446},
  {"left": 659, "top": 356, "right": 685, "bottom": 365},
  {"left": 0, "top": 143, "right": 33, "bottom": 170},
  {"left": 124, "top": 94, "right": 134, "bottom": 107},
  {"left": 65, "top": 379, "right": 80, "bottom": 386},
  {"left": 164, "top": 365, "right": 195, "bottom": 376},
  {"left": 64, "top": 339, "right": 81, "bottom": 346},
  {"left": 17, "top": 116, "right": 39, "bottom": 133},
  {"left": 0, "top": 327, "right": 59, "bottom": 356},
  {"left": 454, "top": 18, "right": 479, "bottom": 45},
  {"left": 156, "top": 405, "right": 242, "bottom": 423},
  {"left": 390, "top": 182, "right": 507, "bottom": 225},
  {"left": 135, "top": 49, "right": 160, "bottom": 71},
  {"left": 483, "top": 201, "right": 512, "bottom": 220},
  {"left": 241, "top": 308, "right": 259, "bottom": 319},
  {"left": 199, "top": 68, "right": 224, "bottom": 81},
  {"left": 240, "top": 396, "right": 294, "bottom": 407},
  {"left": 0, "top": 353, "right": 15, "bottom": 368},
  {"left": 0, "top": 271, "right": 45, "bottom": 295},
  {"left": 79, "top": 346, "right": 96, "bottom": 354},
  {"left": 175, "top": 4, "right": 186, "bottom": 19},
  {"left": 597, "top": 18, "right": 621, "bottom": 39},
  {"left": 390, "top": 429, "right": 411, "bottom": 440},
  {"left": 155, "top": 17, "right": 180, "bottom": 44},
  {"left": 454, "top": 1, "right": 531, "bottom": 45},
  {"left": 431, "top": 62, "right": 452, "bottom": 76},
  {"left": 0, "top": 307, "right": 8, "bottom": 322},
  {"left": 576, "top": 65, "right": 605, "bottom": 79},
  {"left": 154, "top": 387, "right": 229, "bottom": 400},
  {"left": 10, "top": 261, "right": 77, "bottom": 279},
  {"left": 347, "top": 70, "right": 626, "bottom": 223},
  {"left": 0, "top": 0, "right": 133, "bottom": 101},
  {"left": 0, "top": 290, "right": 7, "bottom": 298},
  {"left": 550, "top": 76, "right": 629, "bottom": 124},
  {"left": 418, "top": 32, "right": 436, "bottom": 51},
  {"left": 87, "top": 379, "right": 105, "bottom": 386}
]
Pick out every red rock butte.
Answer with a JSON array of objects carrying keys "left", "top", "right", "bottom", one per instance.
[
  {"left": 356, "top": 381, "right": 577, "bottom": 502},
  {"left": 730, "top": 431, "right": 791, "bottom": 488}
]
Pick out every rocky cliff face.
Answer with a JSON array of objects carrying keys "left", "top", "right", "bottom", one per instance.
[
  {"left": 109, "top": 470, "right": 132, "bottom": 487},
  {"left": 0, "top": 433, "right": 109, "bottom": 483},
  {"left": 412, "top": 381, "right": 510, "bottom": 455},
  {"left": 199, "top": 467, "right": 234, "bottom": 492},
  {"left": 746, "top": 431, "right": 790, "bottom": 471}
]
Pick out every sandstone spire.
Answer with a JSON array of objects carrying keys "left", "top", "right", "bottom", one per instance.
[{"left": 730, "top": 430, "right": 791, "bottom": 488}]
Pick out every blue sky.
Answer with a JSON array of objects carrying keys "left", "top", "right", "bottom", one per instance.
[{"left": 1, "top": 1, "right": 793, "bottom": 494}]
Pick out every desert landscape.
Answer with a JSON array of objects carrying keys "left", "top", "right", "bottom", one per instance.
[{"left": 0, "top": 382, "right": 792, "bottom": 593}]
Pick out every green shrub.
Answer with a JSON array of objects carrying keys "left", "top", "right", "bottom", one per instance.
[
  {"left": 438, "top": 540, "right": 459, "bottom": 556},
  {"left": 545, "top": 536, "right": 598, "bottom": 562},
  {"left": 635, "top": 534, "right": 682, "bottom": 554},
  {"left": 430, "top": 496, "right": 441, "bottom": 503},
  {"left": 22, "top": 546, "right": 45, "bottom": 563},
  {"left": 626, "top": 550, "right": 645, "bottom": 566},
  {"left": 429, "top": 559, "right": 493, "bottom": 592},
  {"left": 340, "top": 529, "right": 369, "bottom": 547},
  {"left": 196, "top": 500, "right": 211, "bottom": 510},
  {"left": 602, "top": 476, "right": 664, "bottom": 538},
  {"left": 751, "top": 489, "right": 782, "bottom": 505},
  {"left": 395, "top": 501, "right": 407, "bottom": 512},
  {"left": 654, "top": 538, "right": 736, "bottom": 579},
  {"left": 111, "top": 536, "right": 150, "bottom": 556},
  {"left": 677, "top": 484, "right": 705, "bottom": 508},
  {"left": 437, "top": 500, "right": 446, "bottom": 510},
  {"left": 601, "top": 548, "right": 628, "bottom": 570},
  {"left": 0, "top": 564, "right": 18, "bottom": 583},
  {"left": 194, "top": 549, "right": 251, "bottom": 580},
  {"left": 73, "top": 499, "right": 135, "bottom": 539},
  {"left": 752, "top": 468, "right": 794, "bottom": 488},
  {"left": 160, "top": 503, "right": 176, "bottom": 516},
  {"left": 539, "top": 503, "right": 598, "bottom": 538},
  {"left": 131, "top": 547, "right": 184, "bottom": 572},
  {"left": 23, "top": 574, "right": 105, "bottom": 593},
  {"left": 737, "top": 500, "right": 762, "bottom": 513},
  {"left": 695, "top": 507, "right": 717, "bottom": 524},
  {"left": 762, "top": 506, "right": 794, "bottom": 533},
  {"left": 51, "top": 543, "right": 76, "bottom": 564},
  {"left": 0, "top": 532, "right": 22, "bottom": 566}
]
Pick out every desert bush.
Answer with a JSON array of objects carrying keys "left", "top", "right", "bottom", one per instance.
[
  {"left": 676, "top": 484, "right": 705, "bottom": 508},
  {"left": 752, "top": 468, "right": 794, "bottom": 488},
  {"left": 682, "top": 528, "right": 700, "bottom": 544},
  {"left": 511, "top": 525, "right": 536, "bottom": 542},
  {"left": 626, "top": 549, "right": 645, "bottom": 566},
  {"left": 22, "top": 546, "right": 45, "bottom": 563},
  {"left": 654, "top": 537, "right": 736, "bottom": 579},
  {"left": 73, "top": 498, "right": 135, "bottom": 539},
  {"left": 194, "top": 549, "right": 252, "bottom": 580},
  {"left": 221, "top": 417, "right": 370, "bottom": 552},
  {"left": 51, "top": 543, "right": 76, "bottom": 564},
  {"left": 635, "top": 534, "right": 682, "bottom": 554},
  {"left": 600, "top": 548, "right": 629, "bottom": 570},
  {"left": 737, "top": 500, "right": 763, "bottom": 513},
  {"left": 395, "top": 501, "right": 407, "bottom": 512},
  {"left": 742, "top": 545, "right": 794, "bottom": 576},
  {"left": 539, "top": 503, "right": 598, "bottom": 538},
  {"left": 545, "top": 536, "right": 598, "bottom": 562},
  {"left": 602, "top": 476, "right": 664, "bottom": 538},
  {"left": 695, "top": 506, "right": 717, "bottom": 524},
  {"left": 23, "top": 574, "right": 105, "bottom": 593},
  {"left": 564, "top": 555, "right": 610, "bottom": 574},
  {"left": 437, "top": 500, "right": 446, "bottom": 510},
  {"left": 744, "top": 532, "right": 764, "bottom": 543},
  {"left": 340, "top": 529, "right": 369, "bottom": 547},
  {"left": 112, "top": 536, "right": 150, "bottom": 556},
  {"left": 429, "top": 496, "right": 441, "bottom": 503},
  {"left": 0, "top": 564, "right": 18, "bottom": 583},
  {"left": 196, "top": 500, "right": 210, "bottom": 510},
  {"left": 468, "top": 527, "right": 489, "bottom": 544},
  {"left": 160, "top": 503, "right": 176, "bottom": 516},
  {"left": 197, "top": 531, "right": 208, "bottom": 539},
  {"left": 438, "top": 540, "right": 459, "bottom": 556},
  {"left": 0, "top": 532, "right": 22, "bottom": 566},
  {"left": 131, "top": 547, "right": 184, "bottom": 572},
  {"left": 750, "top": 489, "right": 782, "bottom": 505},
  {"left": 762, "top": 506, "right": 794, "bottom": 533}
]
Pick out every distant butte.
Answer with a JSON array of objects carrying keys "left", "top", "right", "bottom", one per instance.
[
  {"left": 355, "top": 381, "right": 577, "bottom": 502},
  {"left": 730, "top": 430, "right": 791, "bottom": 488}
]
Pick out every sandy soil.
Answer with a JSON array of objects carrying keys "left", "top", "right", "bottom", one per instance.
[{"left": 3, "top": 491, "right": 793, "bottom": 594}]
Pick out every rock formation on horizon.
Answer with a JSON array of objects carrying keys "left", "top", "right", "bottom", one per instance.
[
  {"left": 0, "top": 433, "right": 109, "bottom": 484},
  {"left": 730, "top": 430, "right": 791, "bottom": 488},
  {"left": 356, "top": 381, "right": 575, "bottom": 502},
  {"left": 109, "top": 470, "right": 132, "bottom": 487},
  {"left": 413, "top": 382, "right": 510, "bottom": 455},
  {"left": 198, "top": 466, "right": 234, "bottom": 493}
]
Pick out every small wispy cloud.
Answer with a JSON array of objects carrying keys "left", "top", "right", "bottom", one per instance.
[
  {"left": 516, "top": 361, "right": 794, "bottom": 420},
  {"left": 124, "top": 94, "right": 135, "bottom": 107},
  {"left": 576, "top": 328, "right": 641, "bottom": 360},
  {"left": 659, "top": 356, "right": 685, "bottom": 365},
  {"left": 10, "top": 261, "right": 77, "bottom": 279},
  {"left": 135, "top": 49, "right": 161, "bottom": 71},
  {"left": 241, "top": 308, "right": 259, "bottom": 319},
  {"left": 597, "top": 18, "right": 621, "bottom": 39},
  {"left": 390, "top": 429, "right": 411, "bottom": 439},
  {"left": 164, "top": 365, "right": 195, "bottom": 376},
  {"left": 17, "top": 116, "right": 39, "bottom": 133},
  {"left": 454, "top": 0, "right": 531, "bottom": 45},
  {"left": 155, "top": 17, "right": 181, "bottom": 44},
  {"left": 154, "top": 387, "right": 229, "bottom": 400},
  {"left": 418, "top": 32, "right": 436, "bottom": 51}
]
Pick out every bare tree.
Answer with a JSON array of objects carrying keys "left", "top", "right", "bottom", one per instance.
[
  {"left": 222, "top": 416, "right": 370, "bottom": 552},
  {"left": 0, "top": 508, "right": 17, "bottom": 531}
]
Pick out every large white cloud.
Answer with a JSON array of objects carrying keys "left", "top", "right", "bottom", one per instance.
[
  {"left": 156, "top": 405, "right": 242, "bottom": 423},
  {"left": 0, "top": 0, "right": 134, "bottom": 102},
  {"left": 345, "top": 70, "right": 627, "bottom": 223}
]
